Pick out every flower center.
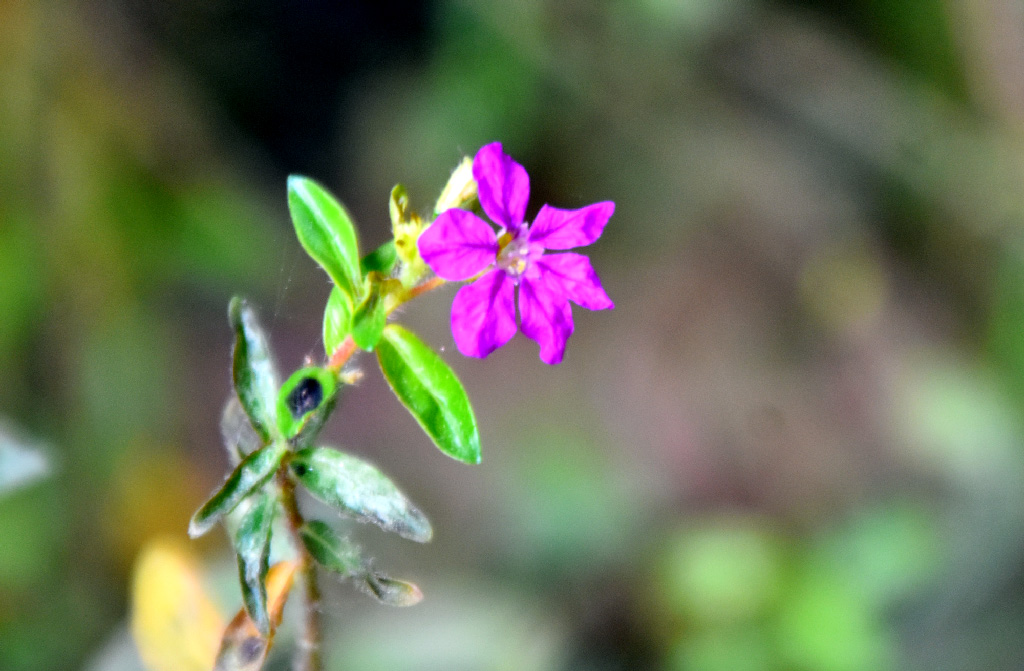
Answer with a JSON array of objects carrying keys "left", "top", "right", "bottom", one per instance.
[{"left": 496, "top": 231, "right": 534, "bottom": 281}]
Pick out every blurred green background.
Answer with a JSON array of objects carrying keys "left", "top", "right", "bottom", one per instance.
[{"left": 4, "top": 0, "right": 1024, "bottom": 669}]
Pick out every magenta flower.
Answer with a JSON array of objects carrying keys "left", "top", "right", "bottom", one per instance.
[{"left": 418, "top": 142, "right": 614, "bottom": 365}]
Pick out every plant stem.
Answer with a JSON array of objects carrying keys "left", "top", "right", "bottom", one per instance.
[
  {"left": 326, "top": 335, "right": 356, "bottom": 373},
  {"left": 325, "top": 276, "right": 447, "bottom": 374},
  {"left": 396, "top": 276, "right": 445, "bottom": 306},
  {"left": 279, "top": 471, "right": 323, "bottom": 671}
]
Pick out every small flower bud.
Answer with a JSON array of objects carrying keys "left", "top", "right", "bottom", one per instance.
[
  {"left": 387, "top": 184, "right": 430, "bottom": 286},
  {"left": 389, "top": 184, "right": 410, "bottom": 229},
  {"left": 433, "top": 156, "right": 477, "bottom": 214},
  {"left": 393, "top": 214, "right": 426, "bottom": 271}
]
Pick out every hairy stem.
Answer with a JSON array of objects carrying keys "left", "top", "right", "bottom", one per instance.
[{"left": 279, "top": 471, "right": 322, "bottom": 671}]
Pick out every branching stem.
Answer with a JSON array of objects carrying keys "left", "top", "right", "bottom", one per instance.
[{"left": 293, "top": 273, "right": 448, "bottom": 669}]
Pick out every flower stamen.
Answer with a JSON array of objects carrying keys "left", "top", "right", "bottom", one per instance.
[{"left": 496, "top": 231, "right": 534, "bottom": 281}]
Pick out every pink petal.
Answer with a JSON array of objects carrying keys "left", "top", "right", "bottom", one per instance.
[
  {"left": 418, "top": 209, "right": 498, "bottom": 281},
  {"left": 473, "top": 142, "right": 529, "bottom": 232},
  {"left": 518, "top": 275, "right": 574, "bottom": 365},
  {"left": 528, "top": 202, "right": 614, "bottom": 250},
  {"left": 534, "top": 253, "right": 614, "bottom": 310},
  {"left": 451, "top": 270, "right": 517, "bottom": 358}
]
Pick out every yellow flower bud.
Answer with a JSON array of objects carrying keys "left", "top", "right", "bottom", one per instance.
[{"left": 433, "top": 156, "right": 477, "bottom": 214}]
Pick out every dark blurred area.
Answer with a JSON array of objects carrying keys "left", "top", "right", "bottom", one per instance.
[{"left": 4, "top": 0, "right": 1024, "bottom": 669}]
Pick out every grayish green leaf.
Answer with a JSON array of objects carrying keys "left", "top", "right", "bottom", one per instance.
[
  {"left": 189, "top": 441, "right": 287, "bottom": 538},
  {"left": 289, "top": 447, "right": 432, "bottom": 542},
  {"left": 229, "top": 297, "right": 279, "bottom": 444},
  {"left": 299, "top": 520, "right": 363, "bottom": 576},
  {"left": 234, "top": 492, "right": 276, "bottom": 635},
  {"left": 363, "top": 573, "right": 424, "bottom": 607},
  {"left": 300, "top": 518, "right": 424, "bottom": 607},
  {"left": 376, "top": 325, "right": 481, "bottom": 464}
]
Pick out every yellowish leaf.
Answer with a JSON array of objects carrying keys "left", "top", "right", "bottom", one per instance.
[{"left": 131, "top": 537, "right": 224, "bottom": 671}]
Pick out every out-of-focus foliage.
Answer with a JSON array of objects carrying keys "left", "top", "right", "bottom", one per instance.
[
  {"left": 0, "top": 422, "right": 51, "bottom": 498},
  {"left": 652, "top": 505, "right": 939, "bottom": 671},
  {"left": 0, "top": 0, "right": 279, "bottom": 667},
  {"left": 6, "top": 0, "right": 1024, "bottom": 670}
]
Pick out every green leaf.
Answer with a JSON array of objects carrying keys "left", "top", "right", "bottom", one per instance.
[
  {"left": 361, "top": 240, "right": 398, "bottom": 278},
  {"left": 376, "top": 325, "right": 481, "bottom": 464},
  {"left": 287, "top": 175, "right": 363, "bottom": 301},
  {"left": 351, "top": 284, "right": 387, "bottom": 351},
  {"left": 364, "top": 573, "right": 424, "bottom": 607},
  {"left": 322, "top": 286, "right": 352, "bottom": 357},
  {"left": 188, "top": 441, "right": 287, "bottom": 538},
  {"left": 299, "top": 520, "right": 363, "bottom": 576},
  {"left": 276, "top": 367, "right": 339, "bottom": 447},
  {"left": 289, "top": 447, "right": 432, "bottom": 542},
  {"left": 228, "top": 297, "right": 279, "bottom": 444},
  {"left": 234, "top": 492, "right": 276, "bottom": 635}
]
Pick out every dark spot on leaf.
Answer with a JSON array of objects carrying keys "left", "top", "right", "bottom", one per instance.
[
  {"left": 292, "top": 462, "right": 308, "bottom": 477},
  {"left": 286, "top": 377, "right": 323, "bottom": 418},
  {"left": 240, "top": 636, "right": 265, "bottom": 664}
]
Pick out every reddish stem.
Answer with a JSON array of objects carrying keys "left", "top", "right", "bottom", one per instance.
[
  {"left": 326, "top": 336, "right": 356, "bottom": 373},
  {"left": 399, "top": 276, "right": 446, "bottom": 304}
]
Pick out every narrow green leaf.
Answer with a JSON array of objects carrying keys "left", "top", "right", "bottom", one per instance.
[
  {"left": 376, "top": 325, "right": 481, "bottom": 464},
  {"left": 364, "top": 573, "right": 424, "bottom": 607},
  {"left": 351, "top": 285, "right": 387, "bottom": 351},
  {"left": 234, "top": 492, "right": 275, "bottom": 635},
  {"left": 299, "top": 520, "right": 363, "bottom": 576},
  {"left": 289, "top": 447, "right": 432, "bottom": 542},
  {"left": 287, "top": 176, "right": 363, "bottom": 300},
  {"left": 229, "top": 297, "right": 279, "bottom": 443},
  {"left": 361, "top": 240, "right": 398, "bottom": 277},
  {"left": 276, "top": 367, "right": 339, "bottom": 447},
  {"left": 189, "top": 441, "right": 287, "bottom": 538},
  {"left": 322, "top": 286, "right": 352, "bottom": 357}
]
